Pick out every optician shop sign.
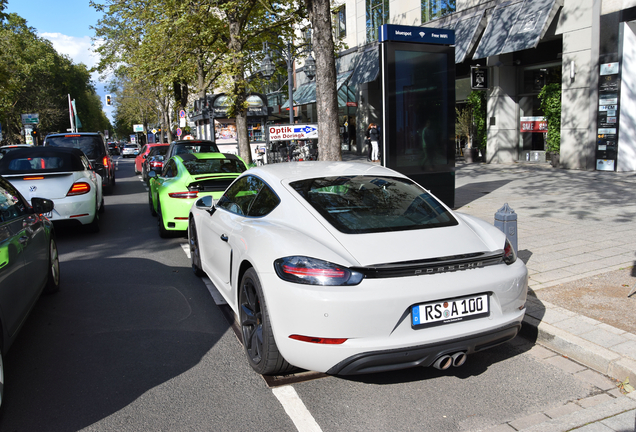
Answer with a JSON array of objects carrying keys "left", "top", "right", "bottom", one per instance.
[{"left": 268, "top": 124, "right": 318, "bottom": 141}]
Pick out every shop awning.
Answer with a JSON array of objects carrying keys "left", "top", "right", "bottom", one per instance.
[
  {"left": 348, "top": 47, "right": 380, "bottom": 87},
  {"left": 282, "top": 71, "right": 353, "bottom": 109},
  {"left": 473, "top": 1, "right": 524, "bottom": 59},
  {"left": 499, "top": 0, "right": 562, "bottom": 54},
  {"left": 453, "top": 11, "right": 486, "bottom": 64},
  {"left": 473, "top": 0, "right": 561, "bottom": 60}
]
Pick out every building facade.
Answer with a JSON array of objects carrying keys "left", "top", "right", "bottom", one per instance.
[{"left": 291, "top": 0, "right": 636, "bottom": 171}]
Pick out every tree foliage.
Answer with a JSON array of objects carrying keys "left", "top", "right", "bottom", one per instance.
[
  {"left": 0, "top": 12, "right": 110, "bottom": 143},
  {"left": 538, "top": 83, "right": 561, "bottom": 153},
  {"left": 467, "top": 90, "right": 487, "bottom": 150}
]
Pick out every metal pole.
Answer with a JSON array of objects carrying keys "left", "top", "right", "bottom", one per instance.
[{"left": 287, "top": 42, "right": 294, "bottom": 126}]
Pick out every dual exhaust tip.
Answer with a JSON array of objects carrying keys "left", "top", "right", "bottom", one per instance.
[{"left": 432, "top": 352, "right": 467, "bottom": 370}]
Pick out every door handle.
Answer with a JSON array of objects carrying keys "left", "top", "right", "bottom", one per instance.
[{"left": 220, "top": 234, "right": 229, "bottom": 242}]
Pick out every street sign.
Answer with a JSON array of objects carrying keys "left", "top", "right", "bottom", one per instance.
[
  {"left": 133, "top": 124, "right": 144, "bottom": 132},
  {"left": 21, "top": 113, "right": 40, "bottom": 125},
  {"left": 177, "top": 128, "right": 182, "bottom": 137},
  {"left": 471, "top": 66, "right": 488, "bottom": 90},
  {"left": 152, "top": 129, "right": 157, "bottom": 134},
  {"left": 268, "top": 124, "right": 318, "bottom": 141},
  {"left": 179, "top": 110, "right": 186, "bottom": 118}
]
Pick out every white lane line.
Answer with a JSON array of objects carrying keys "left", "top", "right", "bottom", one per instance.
[
  {"left": 181, "top": 243, "right": 227, "bottom": 305},
  {"left": 272, "top": 386, "right": 322, "bottom": 432},
  {"left": 179, "top": 244, "right": 322, "bottom": 432}
]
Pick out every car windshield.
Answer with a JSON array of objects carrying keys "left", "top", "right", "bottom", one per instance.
[
  {"left": 183, "top": 158, "right": 246, "bottom": 176},
  {"left": 124, "top": 144, "right": 137, "bottom": 149},
  {"left": 46, "top": 135, "right": 103, "bottom": 159},
  {"left": 290, "top": 175, "right": 458, "bottom": 234},
  {"left": 0, "top": 152, "right": 83, "bottom": 174}
]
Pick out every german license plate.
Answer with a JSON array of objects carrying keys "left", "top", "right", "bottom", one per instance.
[
  {"left": 411, "top": 293, "right": 489, "bottom": 329},
  {"left": 42, "top": 211, "right": 52, "bottom": 218}
]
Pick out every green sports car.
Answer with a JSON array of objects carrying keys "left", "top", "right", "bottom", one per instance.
[{"left": 148, "top": 153, "right": 248, "bottom": 237}]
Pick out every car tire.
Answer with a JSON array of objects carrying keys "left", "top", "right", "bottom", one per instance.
[
  {"left": 98, "top": 196, "right": 105, "bottom": 214},
  {"left": 43, "top": 238, "right": 60, "bottom": 294},
  {"left": 188, "top": 218, "right": 205, "bottom": 277},
  {"left": 0, "top": 349, "right": 4, "bottom": 408},
  {"left": 157, "top": 201, "right": 169, "bottom": 238},
  {"left": 142, "top": 166, "right": 147, "bottom": 182},
  {"left": 149, "top": 190, "right": 157, "bottom": 216},
  {"left": 239, "top": 268, "right": 293, "bottom": 375}
]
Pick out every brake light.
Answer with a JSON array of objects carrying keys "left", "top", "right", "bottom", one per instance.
[
  {"left": 289, "top": 335, "right": 347, "bottom": 345},
  {"left": 168, "top": 191, "right": 199, "bottom": 199},
  {"left": 67, "top": 182, "right": 91, "bottom": 196},
  {"left": 103, "top": 156, "right": 110, "bottom": 168},
  {"left": 23, "top": 176, "right": 44, "bottom": 180},
  {"left": 274, "top": 256, "right": 364, "bottom": 286},
  {"left": 503, "top": 238, "right": 517, "bottom": 265}
]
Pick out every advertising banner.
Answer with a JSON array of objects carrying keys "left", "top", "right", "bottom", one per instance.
[{"left": 268, "top": 124, "right": 318, "bottom": 141}]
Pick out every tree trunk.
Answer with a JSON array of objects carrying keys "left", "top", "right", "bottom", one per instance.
[
  {"left": 305, "top": 0, "right": 341, "bottom": 161},
  {"left": 228, "top": 22, "right": 253, "bottom": 165}
]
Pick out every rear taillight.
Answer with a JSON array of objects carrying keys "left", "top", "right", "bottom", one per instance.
[
  {"left": 503, "top": 238, "right": 517, "bottom": 265},
  {"left": 168, "top": 191, "right": 198, "bottom": 199},
  {"left": 274, "top": 256, "right": 364, "bottom": 286},
  {"left": 103, "top": 156, "right": 110, "bottom": 168},
  {"left": 67, "top": 182, "right": 91, "bottom": 196},
  {"left": 289, "top": 335, "right": 347, "bottom": 344}
]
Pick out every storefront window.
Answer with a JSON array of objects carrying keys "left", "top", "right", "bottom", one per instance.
[
  {"left": 366, "top": 0, "right": 389, "bottom": 42},
  {"left": 421, "top": 0, "right": 455, "bottom": 24}
]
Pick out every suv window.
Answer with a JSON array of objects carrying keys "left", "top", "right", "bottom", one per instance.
[{"left": 45, "top": 135, "right": 105, "bottom": 160}]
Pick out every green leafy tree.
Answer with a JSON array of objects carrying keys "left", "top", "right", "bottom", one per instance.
[
  {"left": 538, "top": 83, "right": 561, "bottom": 153},
  {"left": 467, "top": 90, "right": 487, "bottom": 150}
]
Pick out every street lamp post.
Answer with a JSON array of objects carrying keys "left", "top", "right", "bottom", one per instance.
[{"left": 260, "top": 36, "right": 316, "bottom": 126}]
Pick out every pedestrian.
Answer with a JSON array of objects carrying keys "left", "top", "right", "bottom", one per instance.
[
  {"left": 365, "top": 123, "right": 380, "bottom": 163},
  {"left": 348, "top": 116, "right": 356, "bottom": 148}
]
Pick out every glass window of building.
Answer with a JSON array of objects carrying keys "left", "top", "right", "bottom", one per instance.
[
  {"left": 367, "top": 0, "right": 389, "bottom": 42},
  {"left": 421, "top": 0, "right": 456, "bottom": 23},
  {"left": 334, "top": 6, "right": 346, "bottom": 39}
]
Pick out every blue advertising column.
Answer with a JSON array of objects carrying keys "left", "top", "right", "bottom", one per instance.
[{"left": 379, "top": 25, "right": 456, "bottom": 208}]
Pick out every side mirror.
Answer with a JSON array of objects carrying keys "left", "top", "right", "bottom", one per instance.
[
  {"left": 195, "top": 195, "right": 216, "bottom": 215},
  {"left": 31, "top": 197, "right": 54, "bottom": 214},
  {"left": 148, "top": 170, "right": 157, "bottom": 178}
]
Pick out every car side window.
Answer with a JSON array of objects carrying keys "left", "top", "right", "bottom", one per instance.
[
  {"left": 217, "top": 175, "right": 263, "bottom": 216},
  {"left": 163, "top": 160, "right": 177, "bottom": 178},
  {"left": 0, "top": 178, "right": 29, "bottom": 223},
  {"left": 248, "top": 182, "right": 280, "bottom": 217}
]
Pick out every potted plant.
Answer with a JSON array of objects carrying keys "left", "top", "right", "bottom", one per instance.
[{"left": 538, "top": 83, "right": 561, "bottom": 167}]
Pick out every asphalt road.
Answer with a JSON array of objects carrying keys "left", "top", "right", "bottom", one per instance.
[{"left": 0, "top": 157, "right": 612, "bottom": 431}]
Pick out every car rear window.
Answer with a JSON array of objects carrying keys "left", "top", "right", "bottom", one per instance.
[
  {"left": 290, "top": 175, "right": 458, "bottom": 234},
  {"left": 0, "top": 152, "right": 84, "bottom": 174},
  {"left": 46, "top": 135, "right": 104, "bottom": 159},
  {"left": 173, "top": 143, "right": 219, "bottom": 155},
  {"left": 182, "top": 158, "right": 246, "bottom": 176}
]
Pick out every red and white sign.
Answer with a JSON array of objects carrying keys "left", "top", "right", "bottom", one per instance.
[
  {"left": 520, "top": 116, "right": 547, "bottom": 133},
  {"left": 268, "top": 124, "right": 318, "bottom": 141}
]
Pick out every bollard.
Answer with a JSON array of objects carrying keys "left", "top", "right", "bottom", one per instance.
[{"left": 494, "top": 203, "right": 517, "bottom": 254}]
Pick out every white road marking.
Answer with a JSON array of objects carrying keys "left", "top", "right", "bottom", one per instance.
[
  {"left": 272, "top": 386, "right": 322, "bottom": 432},
  {"left": 179, "top": 244, "right": 322, "bottom": 432}
]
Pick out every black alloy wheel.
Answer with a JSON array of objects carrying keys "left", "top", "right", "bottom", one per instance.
[
  {"left": 43, "top": 238, "right": 60, "bottom": 294},
  {"left": 239, "top": 268, "right": 293, "bottom": 375},
  {"left": 188, "top": 218, "right": 205, "bottom": 277}
]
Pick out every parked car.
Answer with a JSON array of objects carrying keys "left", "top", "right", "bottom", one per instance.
[
  {"left": 121, "top": 144, "right": 140, "bottom": 158},
  {"left": 148, "top": 153, "right": 247, "bottom": 237},
  {"left": 165, "top": 140, "right": 219, "bottom": 161},
  {"left": 0, "top": 174, "right": 59, "bottom": 406},
  {"left": 43, "top": 132, "right": 115, "bottom": 194},
  {"left": 188, "top": 162, "right": 528, "bottom": 376},
  {"left": 135, "top": 143, "right": 168, "bottom": 175},
  {"left": 0, "top": 144, "right": 34, "bottom": 160},
  {"left": 107, "top": 142, "right": 120, "bottom": 155},
  {"left": 0, "top": 147, "right": 104, "bottom": 232},
  {"left": 142, "top": 145, "right": 170, "bottom": 181}
]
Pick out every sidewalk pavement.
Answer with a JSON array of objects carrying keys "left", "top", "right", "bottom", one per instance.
[{"left": 342, "top": 151, "right": 636, "bottom": 430}]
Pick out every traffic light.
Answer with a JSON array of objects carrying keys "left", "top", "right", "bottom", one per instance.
[
  {"left": 106, "top": 95, "right": 112, "bottom": 106},
  {"left": 31, "top": 128, "right": 37, "bottom": 138}
]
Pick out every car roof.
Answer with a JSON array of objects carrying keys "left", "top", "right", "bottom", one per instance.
[
  {"left": 176, "top": 152, "right": 240, "bottom": 162},
  {"left": 170, "top": 140, "right": 216, "bottom": 145},
  {"left": 0, "top": 146, "right": 88, "bottom": 158},
  {"left": 246, "top": 161, "right": 406, "bottom": 184},
  {"left": 46, "top": 132, "right": 102, "bottom": 137}
]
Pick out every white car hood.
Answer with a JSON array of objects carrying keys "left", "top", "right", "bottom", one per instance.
[{"left": 327, "top": 213, "right": 505, "bottom": 267}]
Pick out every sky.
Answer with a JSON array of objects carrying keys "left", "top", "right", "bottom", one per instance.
[{"left": 5, "top": 0, "right": 115, "bottom": 123}]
